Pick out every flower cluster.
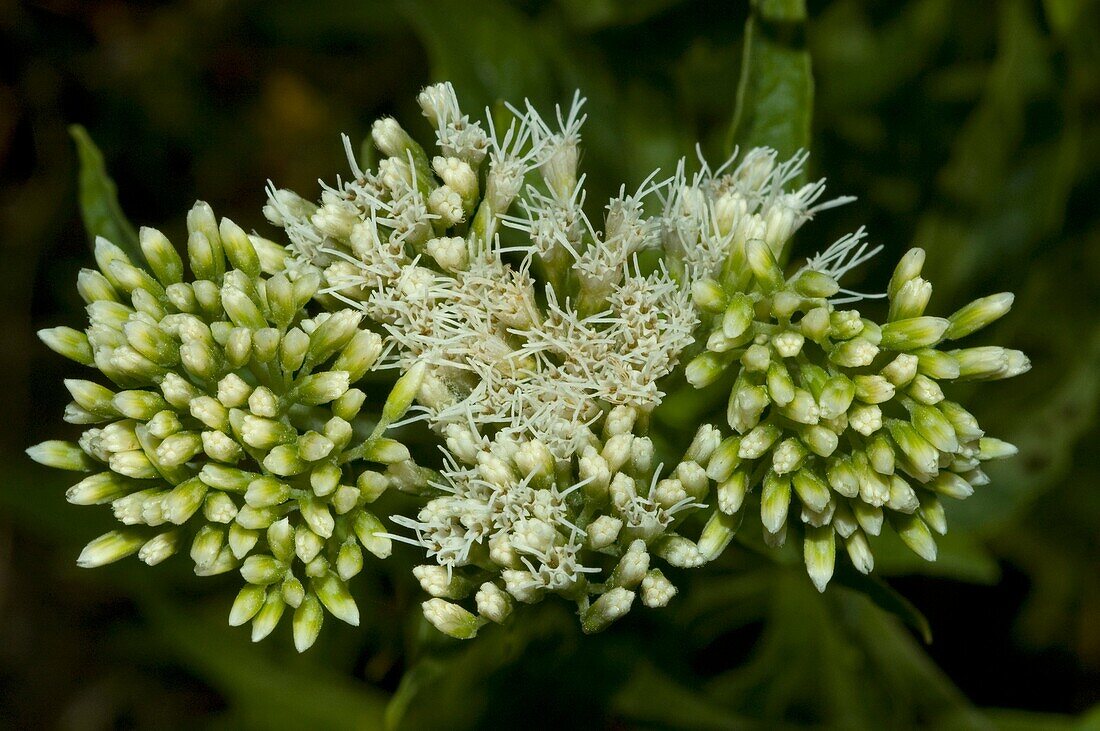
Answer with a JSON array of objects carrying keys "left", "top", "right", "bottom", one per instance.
[
  {"left": 393, "top": 416, "right": 723, "bottom": 638},
  {"left": 262, "top": 84, "right": 725, "bottom": 635},
  {"left": 266, "top": 85, "right": 698, "bottom": 458},
  {"left": 31, "top": 82, "right": 1029, "bottom": 647},
  {"left": 679, "top": 177, "right": 1028, "bottom": 590},
  {"left": 29, "top": 204, "right": 426, "bottom": 650}
]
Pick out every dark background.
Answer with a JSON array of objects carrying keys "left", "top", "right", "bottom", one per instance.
[{"left": 2, "top": 0, "right": 1098, "bottom": 728}]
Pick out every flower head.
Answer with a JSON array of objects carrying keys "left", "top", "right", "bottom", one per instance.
[
  {"left": 30, "top": 203, "right": 425, "bottom": 650},
  {"left": 682, "top": 179, "right": 1028, "bottom": 591}
]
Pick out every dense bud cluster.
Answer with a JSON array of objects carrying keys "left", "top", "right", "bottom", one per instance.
[
  {"left": 686, "top": 232, "right": 1028, "bottom": 590},
  {"left": 29, "top": 204, "right": 425, "bottom": 650},
  {"left": 393, "top": 411, "right": 720, "bottom": 638},
  {"left": 30, "top": 83, "right": 1028, "bottom": 647}
]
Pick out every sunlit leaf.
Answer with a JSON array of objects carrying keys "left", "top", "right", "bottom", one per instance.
[{"left": 69, "top": 125, "right": 142, "bottom": 263}]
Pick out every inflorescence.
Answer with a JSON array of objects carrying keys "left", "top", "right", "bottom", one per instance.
[
  {"left": 30, "top": 83, "right": 1028, "bottom": 647},
  {"left": 30, "top": 206, "right": 427, "bottom": 650}
]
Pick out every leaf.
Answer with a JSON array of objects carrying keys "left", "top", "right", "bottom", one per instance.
[
  {"left": 385, "top": 607, "right": 572, "bottom": 730},
  {"left": 727, "top": 0, "right": 813, "bottom": 160},
  {"left": 554, "top": 0, "right": 692, "bottom": 30},
  {"left": 69, "top": 125, "right": 142, "bottom": 262},
  {"left": 701, "top": 570, "right": 987, "bottom": 727},
  {"left": 143, "top": 596, "right": 390, "bottom": 730},
  {"left": 397, "top": 0, "right": 554, "bottom": 114},
  {"left": 832, "top": 565, "right": 933, "bottom": 644},
  {"left": 611, "top": 661, "right": 761, "bottom": 730}
]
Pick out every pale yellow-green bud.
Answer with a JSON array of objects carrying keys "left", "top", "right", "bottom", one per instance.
[
  {"left": 761, "top": 471, "right": 791, "bottom": 533},
  {"left": 887, "top": 248, "right": 925, "bottom": 300},
  {"left": 250, "top": 589, "right": 285, "bottom": 642},
  {"left": 581, "top": 587, "right": 635, "bottom": 634},
  {"left": 804, "top": 525, "right": 836, "bottom": 592},
  {"left": 698, "top": 511, "right": 739, "bottom": 561},
  {"left": 692, "top": 278, "right": 727, "bottom": 313},
  {"left": 423, "top": 597, "right": 482, "bottom": 639},
  {"left": 313, "top": 571, "right": 360, "bottom": 626},
  {"left": 946, "top": 293, "right": 1014, "bottom": 340},
  {"left": 293, "top": 593, "right": 325, "bottom": 652}
]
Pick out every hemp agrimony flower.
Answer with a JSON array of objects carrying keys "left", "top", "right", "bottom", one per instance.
[
  {"left": 676, "top": 160, "right": 1028, "bottom": 591},
  {"left": 31, "top": 82, "right": 1029, "bottom": 647},
  {"left": 30, "top": 204, "right": 426, "bottom": 650}
]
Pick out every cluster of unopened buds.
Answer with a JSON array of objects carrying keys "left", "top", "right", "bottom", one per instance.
[{"left": 30, "top": 83, "right": 1028, "bottom": 647}]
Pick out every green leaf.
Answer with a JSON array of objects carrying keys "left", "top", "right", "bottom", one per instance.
[
  {"left": 727, "top": 0, "right": 813, "bottom": 159},
  {"left": 832, "top": 565, "right": 933, "bottom": 644},
  {"left": 397, "top": 0, "right": 553, "bottom": 114},
  {"left": 612, "top": 661, "right": 761, "bottom": 730},
  {"left": 143, "top": 596, "right": 389, "bottom": 730},
  {"left": 69, "top": 125, "right": 142, "bottom": 262},
  {"left": 386, "top": 607, "right": 572, "bottom": 730}
]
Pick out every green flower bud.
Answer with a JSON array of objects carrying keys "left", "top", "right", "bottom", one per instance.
[
  {"left": 293, "top": 593, "right": 325, "bottom": 652},
  {"left": 978, "top": 437, "right": 1017, "bottom": 460},
  {"left": 39, "top": 327, "right": 94, "bottom": 365},
  {"left": 581, "top": 588, "right": 635, "bottom": 635},
  {"left": 879, "top": 317, "right": 949, "bottom": 351},
  {"left": 761, "top": 471, "right": 791, "bottom": 533},
  {"left": 829, "top": 337, "right": 878, "bottom": 368},
  {"left": 698, "top": 511, "right": 739, "bottom": 561},
  {"left": 804, "top": 526, "right": 836, "bottom": 592},
  {"left": 28, "top": 440, "right": 97, "bottom": 472},
  {"left": 888, "top": 277, "right": 932, "bottom": 321},
  {"left": 792, "top": 469, "right": 831, "bottom": 513},
  {"left": 692, "top": 278, "right": 727, "bottom": 313},
  {"left": 928, "top": 472, "right": 974, "bottom": 500},
  {"left": 766, "top": 361, "right": 796, "bottom": 407},
  {"left": 892, "top": 513, "right": 937, "bottom": 561},
  {"left": 686, "top": 351, "right": 729, "bottom": 388},
  {"left": 313, "top": 571, "right": 360, "bottom": 626},
  {"left": 887, "top": 248, "right": 925, "bottom": 300},
  {"left": 853, "top": 375, "right": 895, "bottom": 404},
  {"left": 352, "top": 509, "right": 392, "bottom": 559},
  {"left": 251, "top": 589, "right": 286, "bottom": 642},
  {"left": 722, "top": 293, "right": 755, "bottom": 339},
  {"left": 229, "top": 584, "right": 266, "bottom": 626},
  {"left": 728, "top": 383, "right": 769, "bottom": 433},
  {"left": 946, "top": 293, "right": 1014, "bottom": 340}
]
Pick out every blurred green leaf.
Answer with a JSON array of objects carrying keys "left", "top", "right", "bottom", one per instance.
[
  {"left": 398, "top": 0, "right": 554, "bottom": 113},
  {"left": 728, "top": 0, "right": 813, "bottom": 159},
  {"left": 832, "top": 567, "right": 933, "bottom": 644},
  {"left": 386, "top": 607, "right": 571, "bottom": 730},
  {"left": 701, "top": 570, "right": 988, "bottom": 728},
  {"left": 69, "top": 124, "right": 141, "bottom": 262},
  {"left": 146, "top": 597, "right": 389, "bottom": 730},
  {"left": 555, "top": 0, "right": 691, "bottom": 30},
  {"left": 612, "top": 661, "right": 761, "bottom": 729}
]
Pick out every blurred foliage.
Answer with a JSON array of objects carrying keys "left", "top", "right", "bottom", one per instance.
[{"left": 2, "top": 0, "right": 1099, "bottom": 727}]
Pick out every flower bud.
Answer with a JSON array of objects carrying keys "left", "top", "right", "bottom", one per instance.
[
  {"left": 761, "top": 471, "right": 791, "bottom": 533},
  {"left": 640, "top": 570, "right": 677, "bottom": 608},
  {"left": 887, "top": 248, "right": 925, "bottom": 300},
  {"left": 39, "top": 327, "right": 94, "bottom": 365},
  {"left": 293, "top": 593, "right": 325, "bottom": 652},
  {"left": 581, "top": 587, "right": 635, "bottom": 634},
  {"left": 475, "top": 582, "right": 514, "bottom": 623},
  {"left": 77, "top": 530, "right": 143, "bottom": 567},
  {"left": 423, "top": 597, "right": 481, "bottom": 639},
  {"left": 804, "top": 525, "right": 836, "bottom": 592},
  {"left": 888, "top": 277, "right": 932, "bottom": 321},
  {"left": 251, "top": 589, "right": 285, "bottom": 642},
  {"left": 893, "top": 513, "right": 937, "bottom": 561},
  {"left": 946, "top": 293, "right": 1014, "bottom": 340},
  {"left": 692, "top": 278, "right": 727, "bottom": 313},
  {"left": 698, "top": 511, "right": 739, "bottom": 561}
]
